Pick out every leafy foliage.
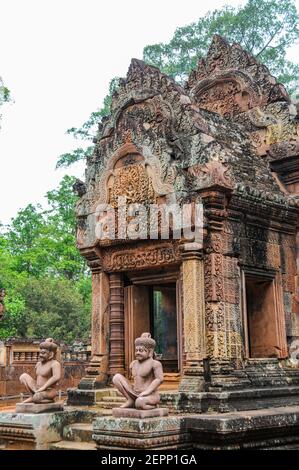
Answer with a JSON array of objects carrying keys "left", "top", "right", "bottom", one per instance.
[
  {"left": 0, "top": 76, "right": 11, "bottom": 130},
  {"left": 0, "top": 177, "right": 91, "bottom": 341},
  {"left": 0, "top": 77, "right": 10, "bottom": 105},
  {"left": 57, "top": 0, "right": 299, "bottom": 170},
  {"left": 56, "top": 77, "right": 120, "bottom": 168},
  {"left": 144, "top": 0, "right": 299, "bottom": 89}
]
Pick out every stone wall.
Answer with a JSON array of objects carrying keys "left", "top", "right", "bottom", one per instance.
[
  {"left": 0, "top": 339, "right": 90, "bottom": 397},
  {"left": 0, "top": 361, "right": 87, "bottom": 397}
]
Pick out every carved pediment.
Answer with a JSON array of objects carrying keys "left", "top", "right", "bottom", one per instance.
[
  {"left": 192, "top": 74, "right": 262, "bottom": 119},
  {"left": 187, "top": 35, "right": 298, "bottom": 164},
  {"left": 93, "top": 143, "right": 174, "bottom": 210},
  {"left": 108, "top": 161, "right": 155, "bottom": 207}
]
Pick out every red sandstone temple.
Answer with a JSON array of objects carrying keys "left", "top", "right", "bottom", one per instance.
[
  {"left": 68, "top": 36, "right": 299, "bottom": 408},
  {"left": 1, "top": 35, "right": 299, "bottom": 451}
]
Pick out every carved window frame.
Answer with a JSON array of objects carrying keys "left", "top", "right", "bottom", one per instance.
[{"left": 241, "top": 267, "right": 287, "bottom": 359}]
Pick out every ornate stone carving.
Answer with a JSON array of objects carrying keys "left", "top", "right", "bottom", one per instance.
[
  {"left": 71, "top": 34, "right": 299, "bottom": 397},
  {"left": 84, "top": 271, "right": 110, "bottom": 385},
  {"left": 227, "top": 331, "right": 243, "bottom": 359},
  {"left": 269, "top": 139, "right": 299, "bottom": 161},
  {"left": 188, "top": 161, "right": 234, "bottom": 189},
  {"left": 205, "top": 302, "right": 225, "bottom": 331},
  {"left": 204, "top": 253, "right": 224, "bottom": 302},
  {"left": 109, "top": 163, "right": 155, "bottom": 207},
  {"left": 109, "top": 273, "right": 125, "bottom": 376},
  {"left": 194, "top": 80, "right": 250, "bottom": 118},
  {"left": 181, "top": 252, "right": 206, "bottom": 362},
  {"left": 187, "top": 33, "right": 299, "bottom": 181},
  {"left": 102, "top": 242, "right": 181, "bottom": 272},
  {"left": 246, "top": 104, "right": 297, "bottom": 154},
  {"left": 223, "top": 258, "right": 241, "bottom": 305},
  {"left": 206, "top": 331, "right": 226, "bottom": 359},
  {"left": 94, "top": 143, "right": 174, "bottom": 210}
]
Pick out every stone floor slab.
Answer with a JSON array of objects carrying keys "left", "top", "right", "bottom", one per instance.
[
  {"left": 15, "top": 402, "right": 64, "bottom": 414},
  {"left": 112, "top": 407, "right": 169, "bottom": 419}
]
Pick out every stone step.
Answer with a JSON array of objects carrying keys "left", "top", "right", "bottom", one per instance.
[
  {"left": 245, "top": 358, "right": 280, "bottom": 363},
  {"left": 63, "top": 423, "right": 93, "bottom": 442},
  {"left": 101, "top": 396, "right": 125, "bottom": 402},
  {"left": 208, "top": 374, "right": 252, "bottom": 390},
  {"left": 50, "top": 440, "right": 97, "bottom": 451},
  {"left": 96, "top": 401, "right": 122, "bottom": 409},
  {"left": 245, "top": 360, "right": 282, "bottom": 369}
]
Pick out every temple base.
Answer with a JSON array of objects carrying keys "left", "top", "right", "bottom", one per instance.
[
  {"left": 112, "top": 407, "right": 169, "bottom": 419},
  {"left": 92, "top": 406, "right": 299, "bottom": 449},
  {"left": 15, "top": 402, "right": 64, "bottom": 414},
  {"left": 67, "top": 387, "right": 116, "bottom": 406},
  {"left": 0, "top": 408, "right": 95, "bottom": 450},
  {"left": 175, "top": 386, "right": 299, "bottom": 413}
]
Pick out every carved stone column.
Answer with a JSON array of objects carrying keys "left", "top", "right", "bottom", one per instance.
[
  {"left": 109, "top": 273, "right": 125, "bottom": 376},
  {"left": 179, "top": 243, "right": 207, "bottom": 392},
  {"left": 202, "top": 187, "right": 243, "bottom": 364},
  {"left": 200, "top": 186, "right": 247, "bottom": 390},
  {"left": 78, "top": 258, "right": 110, "bottom": 390}
]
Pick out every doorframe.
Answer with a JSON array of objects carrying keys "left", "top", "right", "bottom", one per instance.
[
  {"left": 125, "top": 269, "right": 182, "bottom": 373},
  {"left": 241, "top": 266, "right": 288, "bottom": 359}
]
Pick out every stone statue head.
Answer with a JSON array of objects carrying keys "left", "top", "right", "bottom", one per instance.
[
  {"left": 135, "top": 332, "right": 156, "bottom": 361},
  {"left": 39, "top": 338, "right": 58, "bottom": 363}
]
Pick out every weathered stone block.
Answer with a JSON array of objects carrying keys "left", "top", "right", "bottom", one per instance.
[
  {"left": 112, "top": 407, "right": 168, "bottom": 418},
  {"left": 92, "top": 415, "right": 187, "bottom": 449},
  {"left": 15, "top": 402, "right": 64, "bottom": 414},
  {"left": 0, "top": 408, "right": 96, "bottom": 450}
]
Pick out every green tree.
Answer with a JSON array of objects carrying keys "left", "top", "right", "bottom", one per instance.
[
  {"left": 0, "top": 76, "right": 11, "bottom": 130},
  {"left": 0, "top": 272, "right": 91, "bottom": 342},
  {"left": 4, "top": 176, "right": 86, "bottom": 280},
  {"left": 0, "top": 77, "right": 10, "bottom": 105},
  {"left": 144, "top": 0, "right": 299, "bottom": 87},
  {"left": 5, "top": 204, "right": 46, "bottom": 276},
  {"left": 58, "top": 0, "right": 299, "bottom": 169},
  {"left": 0, "top": 236, "right": 27, "bottom": 338},
  {"left": 0, "top": 176, "right": 92, "bottom": 342},
  {"left": 56, "top": 77, "right": 120, "bottom": 168},
  {"left": 16, "top": 277, "right": 91, "bottom": 343}
]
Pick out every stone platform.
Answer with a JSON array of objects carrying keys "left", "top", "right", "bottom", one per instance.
[
  {"left": 67, "top": 387, "right": 115, "bottom": 406},
  {"left": 112, "top": 407, "right": 169, "bottom": 419},
  {"left": 0, "top": 407, "right": 97, "bottom": 450},
  {"left": 92, "top": 405, "right": 299, "bottom": 450},
  {"left": 15, "top": 402, "right": 64, "bottom": 414},
  {"left": 93, "top": 414, "right": 185, "bottom": 449},
  {"left": 176, "top": 385, "right": 299, "bottom": 413},
  {"left": 2, "top": 402, "right": 299, "bottom": 449}
]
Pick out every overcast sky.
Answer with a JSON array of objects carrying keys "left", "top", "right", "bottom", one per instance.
[{"left": 0, "top": 0, "right": 298, "bottom": 225}]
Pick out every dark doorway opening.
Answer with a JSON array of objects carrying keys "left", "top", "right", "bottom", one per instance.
[
  {"left": 151, "top": 285, "right": 178, "bottom": 372},
  {"left": 244, "top": 273, "right": 280, "bottom": 358},
  {"left": 124, "top": 273, "right": 180, "bottom": 374}
]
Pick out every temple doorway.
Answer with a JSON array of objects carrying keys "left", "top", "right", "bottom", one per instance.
[
  {"left": 242, "top": 271, "right": 287, "bottom": 359},
  {"left": 124, "top": 271, "right": 181, "bottom": 376}
]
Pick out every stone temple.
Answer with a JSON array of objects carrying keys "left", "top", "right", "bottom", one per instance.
[{"left": 1, "top": 35, "right": 299, "bottom": 449}]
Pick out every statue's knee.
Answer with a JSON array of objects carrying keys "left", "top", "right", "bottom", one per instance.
[
  {"left": 19, "top": 373, "right": 29, "bottom": 384},
  {"left": 112, "top": 373, "right": 123, "bottom": 385},
  {"left": 135, "top": 397, "right": 145, "bottom": 409}
]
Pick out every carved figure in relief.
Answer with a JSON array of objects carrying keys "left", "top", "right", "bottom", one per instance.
[
  {"left": 19, "top": 338, "right": 62, "bottom": 403},
  {"left": 112, "top": 333, "right": 164, "bottom": 409}
]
